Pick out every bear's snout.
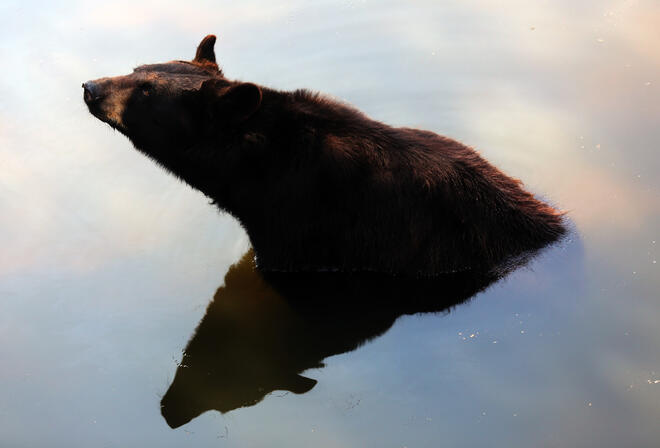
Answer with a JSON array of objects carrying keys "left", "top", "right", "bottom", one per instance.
[{"left": 82, "top": 81, "right": 104, "bottom": 105}]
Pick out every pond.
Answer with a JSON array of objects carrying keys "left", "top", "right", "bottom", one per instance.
[{"left": 1, "top": 0, "right": 659, "bottom": 447}]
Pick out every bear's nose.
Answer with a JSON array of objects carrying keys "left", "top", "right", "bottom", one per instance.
[{"left": 82, "top": 81, "right": 104, "bottom": 105}]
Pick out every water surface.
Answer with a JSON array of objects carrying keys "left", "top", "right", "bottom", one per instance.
[{"left": 1, "top": 1, "right": 659, "bottom": 447}]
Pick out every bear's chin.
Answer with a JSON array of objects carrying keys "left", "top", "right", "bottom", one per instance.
[{"left": 89, "top": 110, "right": 128, "bottom": 134}]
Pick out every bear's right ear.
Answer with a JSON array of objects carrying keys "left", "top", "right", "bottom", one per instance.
[{"left": 194, "top": 35, "right": 219, "bottom": 69}]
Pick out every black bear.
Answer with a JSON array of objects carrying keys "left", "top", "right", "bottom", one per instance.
[
  {"left": 160, "top": 249, "right": 501, "bottom": 428},
  {"left": 83, "top": 35, "right": 565, "bottom": 275}
]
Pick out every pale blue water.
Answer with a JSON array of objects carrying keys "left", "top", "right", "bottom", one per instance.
[{"left": 1, "top": 1, "right": 659, "bottom": 447}]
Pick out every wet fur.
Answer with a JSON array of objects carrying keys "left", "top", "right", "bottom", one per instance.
[{"left": 85, "top": 35, "right": 566, "bottom": 276}]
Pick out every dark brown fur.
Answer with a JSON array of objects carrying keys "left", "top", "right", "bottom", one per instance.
[{"left": 83, "top": 35, "right": 565, "bottom": 276}]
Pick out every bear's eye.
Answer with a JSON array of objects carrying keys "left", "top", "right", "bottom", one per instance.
[{"left": 139, "top": 82, "right": 153, "bottom": 96}]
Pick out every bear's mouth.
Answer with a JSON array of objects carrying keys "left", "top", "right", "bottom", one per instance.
[
  {"left": 83, "top": 82, "right": 130, "bottom": 133},
  {"left": 85, "top": 101, "right": 128, "bottom": 134},
  {"left": 90, "top": 110, "right": 127, "bottom": 132}
]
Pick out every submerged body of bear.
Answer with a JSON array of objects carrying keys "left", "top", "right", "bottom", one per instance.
[{"left": 83, "top": 35, "right": 565, "bottom": 275}]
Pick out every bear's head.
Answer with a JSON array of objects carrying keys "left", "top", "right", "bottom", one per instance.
[{"left": 82, "top": 35, "right": 263, "bottom": 193}]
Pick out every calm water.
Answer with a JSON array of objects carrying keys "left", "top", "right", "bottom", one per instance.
[{"left": 1, "top": 0, "right": 659, "bottom": 447}]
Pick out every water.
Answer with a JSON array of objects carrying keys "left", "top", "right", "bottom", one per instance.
[{"left": 1, "top": 0, "right": 659, "bottom": 446}]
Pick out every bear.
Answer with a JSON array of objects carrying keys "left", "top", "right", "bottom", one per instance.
[
  {"left": 160, "top": 249, "right": 501, "bottom": 428},
  {"left": 83, "top": 35, "right": 566, "bottom": 276}
]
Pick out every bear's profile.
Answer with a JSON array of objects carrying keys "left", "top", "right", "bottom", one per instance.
[{"left": 83, "top": 35, "right": 565, "bottom": 275}]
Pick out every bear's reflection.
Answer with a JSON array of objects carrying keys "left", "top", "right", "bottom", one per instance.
[{"left": 160, "top": 250, "right": 508, "bottom": 428}]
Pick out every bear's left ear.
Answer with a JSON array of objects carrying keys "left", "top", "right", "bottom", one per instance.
[{"left": 202, "top": 80, "right": 262, "bottom": 123}]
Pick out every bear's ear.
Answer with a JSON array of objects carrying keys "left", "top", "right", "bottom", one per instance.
[
  {"left": 194, "top": 34, "right": 217, "bottom": 65},
  {"left": 200, "top": 78, "right": 225, "bottom": 96},
  {"left": 281, "top": 374, "right": 317, "bottom": 395},
  {"left": 224, "top": 83, "right": 263, "bottom": 120},
  {"left": 202, "top": 80, "right": 262, "bottom": 123}
]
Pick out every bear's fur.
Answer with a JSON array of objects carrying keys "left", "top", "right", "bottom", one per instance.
[{"left": 84, "top": 35, "right": 565, "bottom": 275}]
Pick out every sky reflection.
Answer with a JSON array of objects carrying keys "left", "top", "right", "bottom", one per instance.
[{"left": 0, "top": 0, "right": 659, "bottom": 447}]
